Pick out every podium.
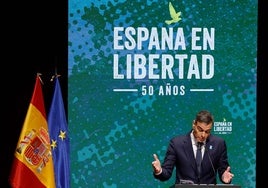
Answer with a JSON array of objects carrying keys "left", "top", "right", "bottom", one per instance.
[{"left": 173, "top": 184, "right": 241, "bottom": 188}]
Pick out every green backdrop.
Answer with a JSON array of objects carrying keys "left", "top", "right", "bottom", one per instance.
[{"left": 68, "top": 1, "right": 257, "bottom": 187}]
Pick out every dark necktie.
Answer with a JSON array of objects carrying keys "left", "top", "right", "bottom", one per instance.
[{"left": 196, "top": 142, "right": 203, "bottom": 176}]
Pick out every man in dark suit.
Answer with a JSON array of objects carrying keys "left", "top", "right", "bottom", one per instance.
[{"left": 152, "top": 110, "right": 234, "bottom": 185}]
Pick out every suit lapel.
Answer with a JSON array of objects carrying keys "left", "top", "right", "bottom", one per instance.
[
  {"left": 202, "top": 137, "right": 215, "bottom": 173},
  {"left": 183, "top": 133, "right": 197, "bottom": 171}
]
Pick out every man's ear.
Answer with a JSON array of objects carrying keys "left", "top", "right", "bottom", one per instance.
[{"left": 192, "top": 120, "right": 195, "bottom": 128}]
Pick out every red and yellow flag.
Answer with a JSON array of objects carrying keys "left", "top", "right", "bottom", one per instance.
[{"left": 9, "top": 74, "right": 56, "bottom": 188}]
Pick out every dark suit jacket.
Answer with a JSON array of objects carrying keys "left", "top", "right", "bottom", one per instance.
[{"left": 154, "top": 130, "right": 230, "bottom": 184}]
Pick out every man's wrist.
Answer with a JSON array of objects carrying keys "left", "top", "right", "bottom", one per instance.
[{"left": 154, "top": 168, "right": 162, "bottom": 175}]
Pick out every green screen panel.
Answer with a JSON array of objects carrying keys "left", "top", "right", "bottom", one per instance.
[{"left": 68, "top": 1, "right": 257, "bottom": 187}]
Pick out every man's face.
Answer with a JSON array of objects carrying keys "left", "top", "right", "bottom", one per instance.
[{"left": 193, "top": 121, "right": 212, "bottom": 142}]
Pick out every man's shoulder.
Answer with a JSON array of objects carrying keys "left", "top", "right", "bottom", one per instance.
[{"left": 171, "top": 132, "right": 190, "bottom": 142}]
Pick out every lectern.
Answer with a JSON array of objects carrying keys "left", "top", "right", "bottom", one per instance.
[{"left": 173, "top": 184, "right": 241, "bottom": 188}]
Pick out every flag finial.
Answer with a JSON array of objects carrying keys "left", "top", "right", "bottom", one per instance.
[
  {"left": 37, "top": 73, "right": 44, "bottom": 85},
  {"left": 50, "top": 74, "right": 61, "bottom": 82}
]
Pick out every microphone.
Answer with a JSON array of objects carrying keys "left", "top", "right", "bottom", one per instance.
[{"left": 206, "top": 146, "right": 216, "bottom": 176}]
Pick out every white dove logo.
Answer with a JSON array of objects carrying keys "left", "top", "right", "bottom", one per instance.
[{"left": 165, "top": 2, "right": 182, "bottom": 25}]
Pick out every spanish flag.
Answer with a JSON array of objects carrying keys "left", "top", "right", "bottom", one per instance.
[{"left": 9, "top": 74, "right": 56, "bottom": 188}]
